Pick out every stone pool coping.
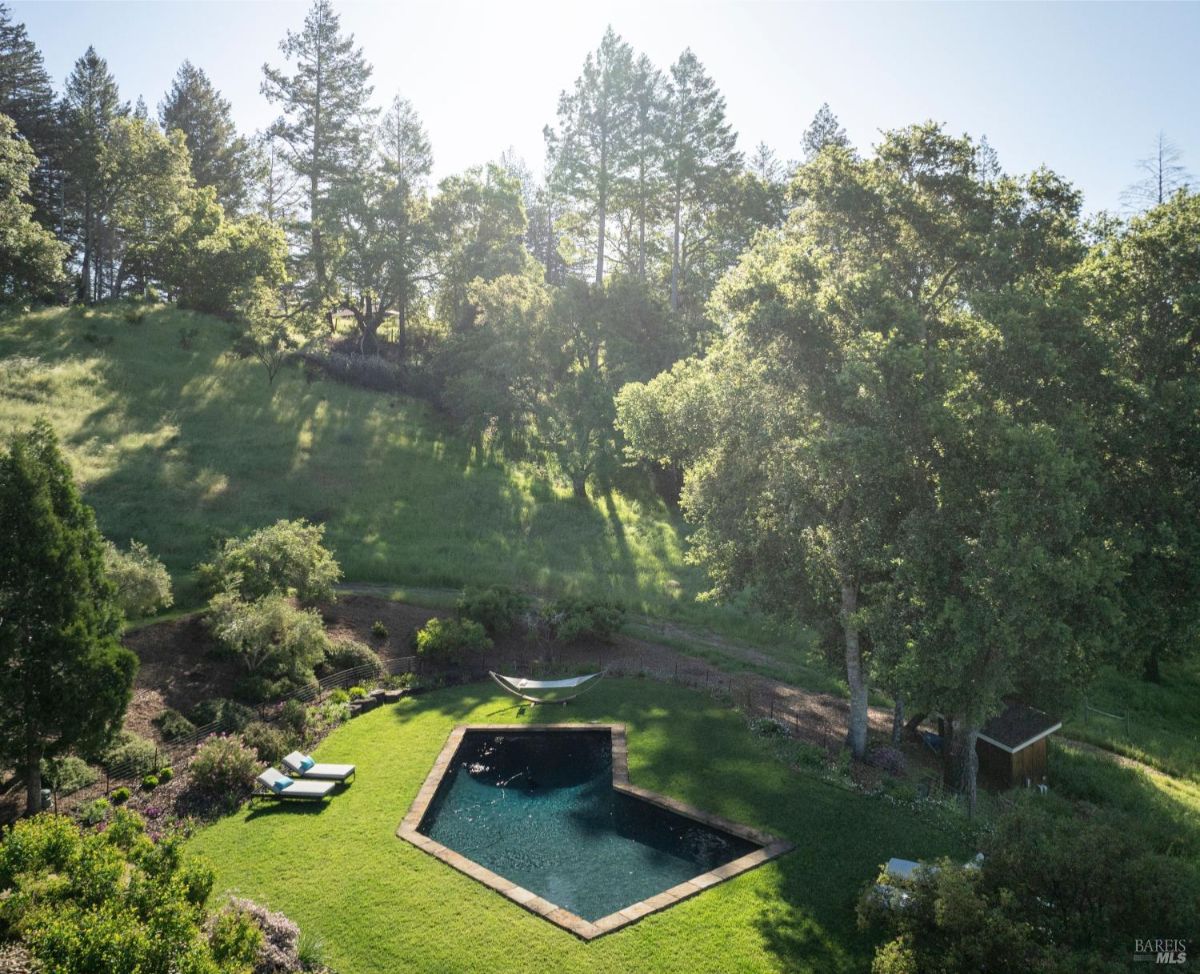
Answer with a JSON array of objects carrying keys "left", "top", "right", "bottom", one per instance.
[{"left": 396, "top": 723, "right": 793, "bottom": 940}]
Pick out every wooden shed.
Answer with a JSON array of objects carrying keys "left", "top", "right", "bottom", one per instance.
[{"left": 976, "top": 704, "right": 1062, "bottom": 790}]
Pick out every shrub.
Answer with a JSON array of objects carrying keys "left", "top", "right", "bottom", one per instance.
[
  {"left": 42, "top": 755, "right": 99, "bottom": 795},
  {"left": 324, "top": 637, "right": 383, "bottom": 678},
  {"left": 304, "top": 349, "right": 406, "bottom": 393},
  {"left": 278, "top": 698, "right": 308, "bottom": 737},
  {"left": 2, "top": 812, "right": 234, "bottom": 974},
  {"left": 103, "top": 731, "right": 159, "bottom": 776},
  {"left": 456, "top": 585, "right": 530, "bottom": 635},
  {"left": 198, "top": 518, "right": 342, "bottom": 604},
  {"left": 241, "top": 722, "right": 290, "bottom": 765},
  {"left": 371, "top": 619, "right": 388, "bottom": 639},
  {"left": 141, "top": 774, "right": 159, "bottom": 791},
  {"left": 78, "top": 798, "right": 111, "bottom": 826},
  {"left": 869, "top": 745, "right": 907, "bottom": 777},
  {"left": 383, "top": 672, "right": 416, "bottom": 691},
  {"left": 224, "top": 897, "right": 304, "bottom": 973},
  {"left": 347, "top": 685, "right": 368, "bottom": 701},
  {"left": 103, "top": 539, "right": 174, "bottom": 619},
  {"left": 415, "top": 617, "right": 492, "bottom": 659},
  {"left": 153, "top": 708, "right": 197, "bottom": 742},
  {"left": 110, "top": 786, "right": 131, "bottom": 804},
  {"left": 190, "top": 735, "right": 260, "bottom": 797},
  {"left": 158, "top": 766, "right": 174, "bottom": 783},
  {"left": 189, "top": 697, "right": 257, "bottom": 732},
  {"left": 749, "top": 716, "right": 787, "bottom": 738},
  {"left": 207, "top": 591, "right": 330, "bottom": 692},
  {"left": 328, "top": 688, "right": 350, "bottom": 705},
  {"left": 543, "top": 596, "right": 625, "bottom": 643},
  {"left": 209, "top": 906, "right": 265, "bottom": 971}
]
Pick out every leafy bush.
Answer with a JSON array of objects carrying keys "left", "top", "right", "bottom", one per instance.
[
  {"left": 347, "top": 685, "right": 368, "bottom": 701},
  {"left": 103, "top": 731, "right": 159, "bottom": 776},
  {"left": 158, "top": 766, "right": 174, "bottom": 782},
  {"left": 868, "top": 745, "right": 907, "bottom": 777},
  {"left": 279, "top": 698, "right": 308, "bottom": 737},
  {"left": 189, "top": 697, "right": 257, "bottom": 732},
  {"left": 543, "top": 596, "right": 625, "bottom": 643},
  {"left": 859, "top": 795, "right": 1200, "bottom": 973},
  {"left": 190, "top": 735, "right": 260, "bottom": 798},
  {"left": 456, "top": 585, "right": 530, "bottom": 635},
  {"left": 141, "top": 774, "right": 159, "bottom": 791},
  {"left": 153, "top": 707, "right": 197, "bottom": 742},
  {"left": 304, "top": 348, "right": 407, "bottom": 393},
  {"left": 749, "top": 716, "right": 787, "bottom": 738},
  {"left": 224, "top": 897, "right": 305, "bottom": 973},
  {"left": 324, "top": 637, "right": 383, "bottom": 678},
  {"left": 328, "top": 688, "right": 350, "bottom": 705},
  {"left": 78, "top": 797, "right": 111, "bottom": 826},
  {"left": 415, "top": 617, "right": 492, "bottom": 659},
  {"left": 383, "top": 672, "right": 416, "bottom": 691},
  {"left": 209, "top": 905, "right": 265, "bottom": 971},
  {"left": 1, "top": 812, "right": 232, "bottom": 974},
  {"left": 207, "top": 591, "right": 330, "bottom": 692},
  {"left": 371, "top": 619, "right": 388, "bottom": 639},
  {"left": 241, "top": 721, "right": 290, "bottom": 765},
  {"left": 110, "top": 786, "right": 131, "bottom": 804},
  {"left": 42, "top": 755, "right": 99, "bottom": 795},
  {"left": 198, "top": 518, "right": 342, "bottom": 604},
  {"left": 103, "top": 539, "right": 174, "bottom": 619}
]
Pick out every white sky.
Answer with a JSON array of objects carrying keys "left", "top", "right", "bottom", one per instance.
[{"left": 11, "top": 0, "right": 1200, "bottom": 213}]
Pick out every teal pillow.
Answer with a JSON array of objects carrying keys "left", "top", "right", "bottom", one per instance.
[
  {"left": 272, "top": 777, "right": 292, "bottom": 793},
  {"left": 300, "top": 756, "right": 315, "bottom": 772}
]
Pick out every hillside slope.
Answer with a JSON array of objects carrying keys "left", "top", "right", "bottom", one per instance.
[{"left": 0, "top": 305, "right": 771, "bottom": 638}]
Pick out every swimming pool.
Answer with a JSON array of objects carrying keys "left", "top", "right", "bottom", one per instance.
[{"left": 398, "top": 724, "right": 791, "bottom": 939}]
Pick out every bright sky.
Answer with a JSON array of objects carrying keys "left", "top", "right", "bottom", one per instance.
[{"left": 10, "top": 0, "right": 1200, "bottom": 213}]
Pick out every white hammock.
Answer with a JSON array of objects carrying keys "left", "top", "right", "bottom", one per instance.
[{"left": 489, "top": 670, "right": 605, "bottom": 704}]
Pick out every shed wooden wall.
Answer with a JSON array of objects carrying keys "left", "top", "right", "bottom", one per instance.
[{"left": 976, "top": 736, "right": 1049, "bottom": 790}]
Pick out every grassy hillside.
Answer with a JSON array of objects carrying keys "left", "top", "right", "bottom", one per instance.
[{"left": 0, "top": 304, "right": 779, "bottom": 642}]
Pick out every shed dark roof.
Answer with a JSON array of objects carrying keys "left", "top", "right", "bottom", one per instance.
[{"left": 978, "top": 704, "right": 1061, "bottom": 753}]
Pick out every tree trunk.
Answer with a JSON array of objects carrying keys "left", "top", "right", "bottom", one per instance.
[
  {"left": 596, "top": 131, "right": 607, "bottom": 285},
  {"left": 1143, "top": 645, "right": 1161, "bottom": 683},
  {"left": 24, "top": 742, "right": 42, "bottom": 817},
  {"left": 962, "top": 724, "right": 980, "bottom": 818},
  {"left": 571, "top": 474, "right": 588, "bottom": 500},
  {"left": 841, "top": 580, "right": 868, "bottom": 759},
  {"left": 891, "top": 695, "right": 904, "bottom": 746},
  {"left": 670, "top": 184, "right": 682, "bottom": 312}
]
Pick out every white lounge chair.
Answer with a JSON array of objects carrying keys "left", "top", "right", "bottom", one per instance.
[
  {"left": 253, "top": 768, "right": 337, "bottom": 801},
  {"left": 282, "top": 751, "right": 356, "bottom": 783}
]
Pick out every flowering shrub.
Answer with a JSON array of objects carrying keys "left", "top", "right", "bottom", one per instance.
[
  {"left": 190, "top": 735, "right": 260, "bottom": 797},
  {"left": 225, "top": 897, "right": 304, "bottom": 973}
]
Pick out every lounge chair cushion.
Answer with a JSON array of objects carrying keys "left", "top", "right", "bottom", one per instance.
[
  {"left": 257, "top": 768, "right": 292, "bottom": 792},
  {"left": 282, "top": 751, "right": 311, "bottom": 774},
  {"left": 300, "top": 755, "right": 315, "bottom": 771}
]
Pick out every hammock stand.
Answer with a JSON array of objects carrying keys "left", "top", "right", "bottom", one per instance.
[{"left": 489, "top": 670, "right": 606, "bottom": 705}]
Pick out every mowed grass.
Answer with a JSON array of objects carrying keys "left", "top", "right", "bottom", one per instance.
[
  {"left": 187, "top": 679, "right": 967, "bottom": 974},
  {"left": 0, "top": 305, "right": 778, "bottom": 642},
  {"left": 1060, "top": 659, "right": 1200, "bottom": 782}
]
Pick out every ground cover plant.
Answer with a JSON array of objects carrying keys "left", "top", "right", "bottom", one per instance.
[{"left": 187, "top": 678, "right": 970, "bottom": 974}]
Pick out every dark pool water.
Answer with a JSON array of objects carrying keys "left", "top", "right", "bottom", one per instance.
[{"left": 418, "top": 730, "right": 759, "bottom": 921}]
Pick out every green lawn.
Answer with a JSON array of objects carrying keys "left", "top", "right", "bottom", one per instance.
[
  {"left": 0, "top": 305, "right": 780, "bottom": 645},
  {"left": 187, "top": 679, "right": 968, "bottom": 974},
  {"left": 1060, "top": 659, "right": 1200, "bottom": 782}
]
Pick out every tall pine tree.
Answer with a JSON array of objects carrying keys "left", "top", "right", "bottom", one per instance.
[
  {"left": 61, "top": 46, "right": 125, "bottom": 302},
  {"left": 546, "top": 27, "right": 634, "bottom": 285},
  {"left": 662, "top": 49, "right": 740, "bottom": 314},
  {"left": 262, "top": 0, "right": 375, "bottom": 303},
  {"left": 159, "top": 60, "right": 251, "bottom": 212},
  {"left": 0, "top": 3, "right": 59, "bottom": 229}
]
